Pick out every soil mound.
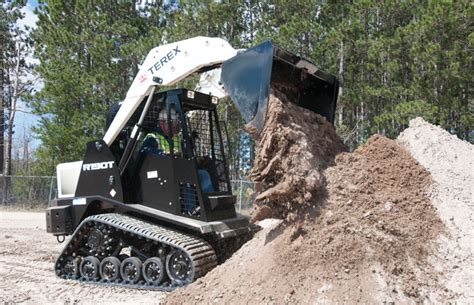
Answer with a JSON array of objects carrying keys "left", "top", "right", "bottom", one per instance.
[
  {"left": 319, "top": 135, "right": 445, "bottom": 301},
  {"left": 398, "top": 117, "right": 474, "bottom": 303},
  {"left": 166, "top": 95, "right": 445, "bottom": 304}
]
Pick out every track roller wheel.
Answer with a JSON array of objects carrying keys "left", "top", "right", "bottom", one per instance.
[
  {"left": 99, "top": 257, "right": 121, "bottom": 281},
  {"left": 80, "top": 256, "right": 100, "bottom": 280},
  {"left": 142, "top": 257, "right": 165, "bottom": 285},
  {"left": 166, "top": 250, "right": 194, "bottom": 284},
  {"left": 61, "top": 256, "right": 80, "bottom": 278},
  {"left": 120, "top": 257, "right": 142, "bottom": 283}
]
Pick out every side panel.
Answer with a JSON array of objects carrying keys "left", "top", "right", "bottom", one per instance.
[
  {"left": 133, "top": 154, "right": 180, "bottom": 214},
  {"left": 220, "top": 41, "right": 273, "bottom": 133},
  {"left": 56, "top": 161, "right": 83, "bottom": 198},
  {"left": 132, "top": 154, "right": 208, "bottom": 218},
  {"left": 74, "top": 140, "right": 123, "bottom": 201},
  {"left": 130, "top": 153, "right": 237, "bottom": 222},
  {"left": 221, "top": 40, "right": 339, "bottom": 136}
]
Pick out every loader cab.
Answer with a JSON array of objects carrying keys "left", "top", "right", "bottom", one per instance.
[{"left": 110, "top": 89, "right": 236, "bottom": 222}]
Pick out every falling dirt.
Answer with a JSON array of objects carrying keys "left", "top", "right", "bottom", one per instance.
[
  {"left": 166, "top": 92, "right": 449, "bottom": 304},
  {"left": 250, "top": 89, "right": 345, "bottom": 221}
]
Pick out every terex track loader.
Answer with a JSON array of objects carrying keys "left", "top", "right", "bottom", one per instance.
[{"left": 46, "top": 37, "right": 339, "bottom": 290}]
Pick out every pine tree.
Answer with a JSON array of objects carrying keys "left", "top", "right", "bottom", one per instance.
[
  {"left": 28, "top": 0, "right": 473, "bottom": 179},
  {"left": 30, "top": 0, "right": 152, "bottom": 175},
  {"left": 0, "top": 0, "right": 30, "bottom": 203}
]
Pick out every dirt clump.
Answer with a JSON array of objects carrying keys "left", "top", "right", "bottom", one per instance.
[
  {"left": 250, "top": 89, "right": 345, "bottom": 221},
  {"left": 166, "top": 93, "right": 446, "bottom": 304}
]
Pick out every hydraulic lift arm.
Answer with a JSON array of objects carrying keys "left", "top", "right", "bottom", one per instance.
[
  {"left": 103, "top": 37, "right": 238, "bottom": 145},
  {"left": 103, "top": 36, "right": 339, "bottom": 146}
]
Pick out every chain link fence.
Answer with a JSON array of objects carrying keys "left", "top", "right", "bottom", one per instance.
[
  {"left": 0, "top": 175, "right": 57, "bottom": 208},
  {"left": 230, "top": 179, "right": 256, "bottom": 213},
  {"left": 0, "top": 175, "right": 256, "bottom": 212}
]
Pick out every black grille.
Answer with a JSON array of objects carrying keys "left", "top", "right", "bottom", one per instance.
[{"left": 179, "top": 182, "right": 200, "bottom": 216}]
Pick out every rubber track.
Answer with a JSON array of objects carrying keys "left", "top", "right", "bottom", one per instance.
[{"left": 55, "top": 213, "right": 217, "bottom": 291}]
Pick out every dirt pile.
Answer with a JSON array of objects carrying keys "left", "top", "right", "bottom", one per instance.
[
  {"left": 251, "top": 90, "right": 345, "bottom": 221},
  {"left": 319, "top": 135, "right": 445, "bottom": 301},
  {"left": 166, "top": 94, "right": 446, "bottom": 304},
  {"left": 398, "top": 117, "right": 474, "bottom": 303}
]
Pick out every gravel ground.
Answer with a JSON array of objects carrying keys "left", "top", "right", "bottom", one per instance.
[{"left": 0, "top": 211, "right": 166, "bottom": 304}]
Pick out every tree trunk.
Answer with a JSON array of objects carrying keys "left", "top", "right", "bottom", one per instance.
[
  {"left": 3, "top": 42, "right": 21, "bottom": 204},
  {"left": 338, "top": 40, "right": 344, "bottom": 127},
  {"left": 23, "top": 130, "right": 30, "bottom": 174},
  {"left": 0, "top": 45, "right": 4, "bottom": 204}
]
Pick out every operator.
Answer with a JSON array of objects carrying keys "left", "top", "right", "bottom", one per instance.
[
  {"left": 157, "top": 108, "right": 181, "bottom": 154},
  {"left": 139, "top": 108, "right": 180, "bottom": 156}
]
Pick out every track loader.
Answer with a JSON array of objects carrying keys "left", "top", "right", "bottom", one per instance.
[{"left": 45, "top": 37, "right": 339, "bottom": 290}]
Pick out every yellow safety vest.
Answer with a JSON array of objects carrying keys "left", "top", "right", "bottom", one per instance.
[{"left": 157, "top": 134, "right": 179, "bottom": 154}]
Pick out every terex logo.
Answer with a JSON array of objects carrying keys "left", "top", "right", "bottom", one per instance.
[
  {"left": 82, "top": 161, "right": 115, "bottom": 171},
  {"left": 148, "top": 46, "right": 181, "bottom": 74}
]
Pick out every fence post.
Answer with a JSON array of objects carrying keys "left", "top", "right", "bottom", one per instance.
[
  {"left": 48, "top": 176, "right": 55, "bottom": 207},
  {"left": 239, "top": 179, "right": 243, "bottom": 213}
]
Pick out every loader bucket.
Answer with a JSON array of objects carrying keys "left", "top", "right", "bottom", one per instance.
[{"left": 220, "top": 40, "right": 339, "bottom": 136}]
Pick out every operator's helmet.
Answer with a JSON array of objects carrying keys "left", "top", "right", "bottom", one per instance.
[{"left": 158, "top": 108, "right": 179, "bottom": 136}]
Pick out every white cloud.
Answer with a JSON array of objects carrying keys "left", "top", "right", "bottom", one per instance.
[{"left": 17, "top": 2, "right": 38, "bottom": 32}]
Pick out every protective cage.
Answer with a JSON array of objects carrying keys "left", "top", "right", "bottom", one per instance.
[{"left": 114, "top": 89, "right": 235, "bottom": 221}]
